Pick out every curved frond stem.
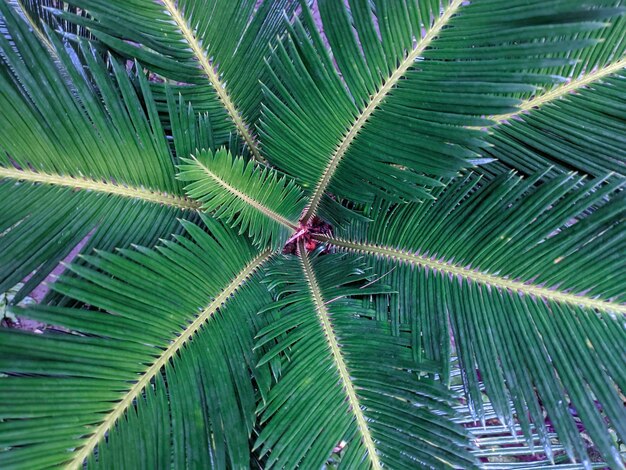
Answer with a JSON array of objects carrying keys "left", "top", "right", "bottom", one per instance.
[
  {"left": 0, "top": 166, "right": 199, "bottom": 210},
  {"left": 161, "top": 0, "right": 262, "bottom": 162},
  {"left": 301, "top": 0, "right": 465, "bottom": 223},
  {"left": 314, "top": 235, "right": 626, "bottom": 314},
  {"left": 298, "top": 239, "right": 382, "bottom": 469},
  {"left": 490, "top": 56, "right": 626, "bottom": 124},
  {"left": 14, "top": 0, "right": 54, "bottom": 54},
  {"left": 66, "top": 249, "right": 273, "bottom": 470},
  {"left": 191, "top": 156, "right": 299, "bottom": 230}
]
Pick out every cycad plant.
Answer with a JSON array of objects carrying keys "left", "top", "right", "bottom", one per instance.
[{"left": 0, "top": 0, "right": 625, "bottom": 468}]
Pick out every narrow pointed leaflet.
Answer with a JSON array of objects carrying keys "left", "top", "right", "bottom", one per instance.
[
  {"left": 490, "top": 57, "right": 626, "bottom": 124},
  {"left": 67, "top": 248, "right": 271, "bottom": 469},
  {"left": 480, "top": 11, "right": 626, "bottom": 178},
  {"left": 255, "top": 249, "right": 476, "bottom": 468},
  {"left": 301, "top": 0, "right": 465, "bottom": 222},
  {"left": 56, "top": 0, "right": 298, "bottom": 160},
  {"left": 263, "top": 0, "right": 611, "bottom": 223},
  {"left": 298, "top": 240, "right": 381, "bottom": 469},
  {"left": 161, "top": 0, "right": 261, "bottom": 160},
  {"left": 1, "top": 1, "right": 625, "bottom": 468},
  {"left": 13, "top": 0, "right": 54, "bottom": 53},
  {"left": 316, "top": 172, "right": 626, "bottom": 315},
  {"left": 313, "top": 235, "right": 626, "bottom": 314},
  {"left": 178, "top": 149, "right": 305, "bottom": 248},
  {"left": 0, "top": 166, "right": 198, "bottom": 211},
  {"left": 0, "top": 3, "right": 193, "bottom": 301},
  {"left": 312, "top": 171, "right": 626, "bottom": 466}
]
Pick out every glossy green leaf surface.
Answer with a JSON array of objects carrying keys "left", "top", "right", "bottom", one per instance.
[
  {"left": 323, "top": 172, "right": 626, "bottom": 467},
  {"left": 0, "top": 218, "right": 273, "bottom": 469},
  {"left": 178, "top": 148, "right": 305, "bottom": 249},
  {"left": 1, "top": 1, "right": 624, "bottom": 469},
  {"left": 0, "top": 2, "right": 195, "bottom": 302}
]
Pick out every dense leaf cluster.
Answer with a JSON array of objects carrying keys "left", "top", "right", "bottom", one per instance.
[{"left": 0, "top": 1, "right": 625, "bottom": 469}]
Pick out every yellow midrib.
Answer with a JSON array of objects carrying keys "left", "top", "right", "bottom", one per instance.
[
  {"left": 315, "top": 235, "right": 626, "bottom": 314},
  {"left": 0, "top": 166, "right": 199, "bottom": 210},
  {"left": 193, "top": 158, "right": 298, "bottom": 230},
  {"left": 301, "top": 0, "right": 465, "bottom": 223},
  {"left": 16, "top": 0, "right": 55, "bottom": 54},
  {"left": 490, "top": 56, "right": 626, "bottom": 124},
  {"left": 65, "top": 250, "right": 272, "bottom": 470},
  {"left": 298, "top": 240, "right": 382, "bottom": 469},
  {"left": 161, "top": 0, "right": 262, "bottom": 162}
]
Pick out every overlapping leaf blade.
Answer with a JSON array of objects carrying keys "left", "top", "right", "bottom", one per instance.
[
  {"left": 55, "top": 0, "right": 297, "bottom": 160},
  {"left": 152, "top": 82, "right": 235, "bottom": 153},
  {"left": 0, "top": 217, "right": 273, "bottom": 468},
  {"left": 2, "top": 0, "right": 95, "bottom": 55},
  {"left": 260, "top": 0, "right": 621, "bottom": 222},
  {"left": 483, "top": 70, "right": 626, "bottom": 179},
  {"left": 480, "top": 5, "right": 626, "bottom": 179},
  {"left": 0, "top": 184, "right": 186, "bottom": 304},
  {"left": 319, "top": 172, "right": 626, "bottom": 467},
  {"left": 178, "top": 148, "right": 305, "bottom": 248},
  {"left": 0, "top": 3, "right": 197, "bottom": 303},
  {"left": 255, "top": 249, "right": 477, "bottom": 469},
  {"left": 1, "top": 0, "right": 625, "bottom": 468}
]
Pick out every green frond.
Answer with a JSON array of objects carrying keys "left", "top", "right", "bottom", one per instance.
[
  {"left": 478, "top": 6, "right": 626, "bottom": 178},
  {"left": 178, "top": 148, "right": 305, "bottom": 248},
  {"left": 3, "top": 1, "right": 95, "bottom": 56},
  {"left": 489, "top": 5, "right": 625, "bottom": 123},
  {"left": 254, "top": 247, "right": 476, "bottom": 469},
  {"left": 547, "top": 4, "right": 625, "bottom": 82},
  {"left": 0, "top": 217, "right": 273, "bottom": 468},
  {"left": 0, "top": 7, "right": 175, "bottom": 191},
  {"left": 11, "top": 0, "right": 96, "bottom": 38},
  {"left": 484, "top": 68, "right": 626, "bottom": 179},
  {"left": 55, "top": 0, "right": 298, "bottom": 160},
  {"left": 0, "top": 4, "right": 197, "bottom": 302},
  {"left": 317, "top": 172, "right": 626, "bottom": 467},
  {"left": 152, "top": 82, "right": 235, "bottom": 153},
  {"left": 0, "top": 183, "right": 189, "bottom": 305},
  {"left": 7, "top": 0, "right": 54, "bottom": 51},
  {"left": 260, "top": 0, "right": 621, "bottom": 222}
]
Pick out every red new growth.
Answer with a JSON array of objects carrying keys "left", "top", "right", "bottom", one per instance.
[{"left": 283, "top": 217, "right": 333, "bottom": 255}]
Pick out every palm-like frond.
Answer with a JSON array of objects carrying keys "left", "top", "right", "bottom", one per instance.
[
  {"left": 0, "top": 217, "right": 273, "bottom": 468},
  {"left": 483, "top": 70, "right": 625, "bottom": 179},
  {"left": 482, "top": 7, "right": 626, "bottom": 178},
  {"left": 255, "top": 247, "right": 476, "bottom": 469},
  {"left": 0, "top": 4, "right": 198, "bottom": 302},
  {"left": 152, "top": 82, "right": 235, "bottom": 152},
  {"left": 316, "top": 172, "right": 626, "bottom": 467},
  {"left": 178, "top": 148, "right": 305, "bottom": 248},
  {"left": 2, "top": 1, "right": 93, "bottom": 54},
  {"left": 260, "top": 0, "right": 619, "bottom": 223},
  {"left": 54, "top": 0, "right": 297, "bottom": 161},
  {"left": 3, "top": 0, "right": 54, "bottom": 50}
]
